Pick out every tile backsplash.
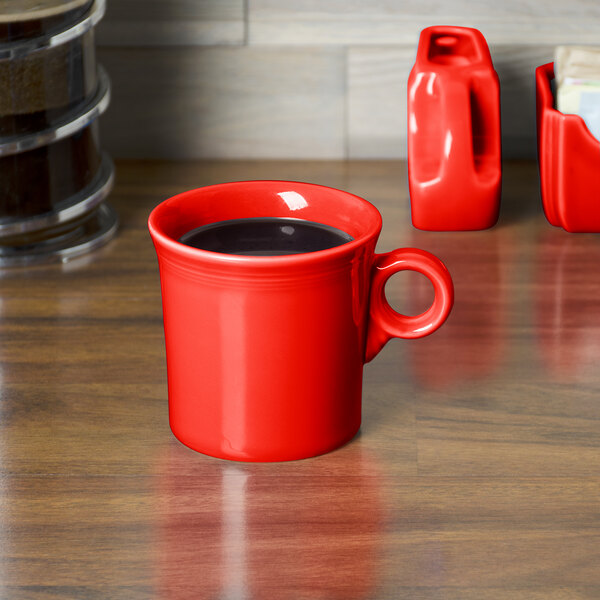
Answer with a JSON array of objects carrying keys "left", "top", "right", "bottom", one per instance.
[{"left": 96, "top": 0, "right": 599, "bottom": 159}]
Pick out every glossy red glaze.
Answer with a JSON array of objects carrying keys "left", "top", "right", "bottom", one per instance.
[
  {"left": 536, "top": 62, "right": 600, "bottom": 232},
  {"left": 149, "top": 181, "right": 454, "bottom": 462},
  {"left": 407, "top": 26, "right": 502, "bottom": 231}
]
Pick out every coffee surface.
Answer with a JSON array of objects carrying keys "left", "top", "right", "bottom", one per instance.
[{"left": 179, "top": 217, "right": 353, "bottom": 256}]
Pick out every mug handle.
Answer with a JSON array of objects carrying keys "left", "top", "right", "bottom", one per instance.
[{"left": 364, "top": 248, "right": 454, "bottom": 363}]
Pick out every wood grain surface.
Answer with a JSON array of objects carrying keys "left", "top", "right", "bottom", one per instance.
[{"left": 0, "top": 159, "right": 598, "bottom": 599}]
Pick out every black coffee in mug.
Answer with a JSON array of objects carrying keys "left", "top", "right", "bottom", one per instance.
[{"left": 178, "top": 217, "right": 354, "bottom": 256}]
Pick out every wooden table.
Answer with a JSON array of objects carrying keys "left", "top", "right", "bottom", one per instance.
[{"left": 1, "top": 159, "right": 598, "bottom": 599}]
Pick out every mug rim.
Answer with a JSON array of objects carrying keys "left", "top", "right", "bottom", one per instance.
[{"left": 148, "top": 180, "right": 383, "bottom": 268}]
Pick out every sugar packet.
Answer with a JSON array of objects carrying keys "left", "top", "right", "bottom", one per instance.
[{"left": 555, "top": 46, "right": 600, "bottom": 142}]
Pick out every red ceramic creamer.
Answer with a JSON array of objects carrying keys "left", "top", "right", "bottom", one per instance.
[
  {"left": 407, "top": 26, "right": 502, "bottom": 231},
  {"left": 536, "top": 62, "right": 600, "bottom": 232}
]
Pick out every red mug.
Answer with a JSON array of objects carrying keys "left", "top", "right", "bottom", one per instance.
[{"left": 148, "top": 181, "right": 454, "bottom": 462}]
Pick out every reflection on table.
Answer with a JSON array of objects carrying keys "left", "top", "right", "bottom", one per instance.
[
  {"left": 535, "top": 230, "right": 600, "bottom": 381},
  {"left": 405, "top": 230, "right": 509, "bottom": 391},
  {"left": 155, "top": 443, "right": 385, "bottom": 600}
]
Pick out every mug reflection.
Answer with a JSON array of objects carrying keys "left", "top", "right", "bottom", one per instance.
[
  {"left": 405, "top": 231, "right": 506, "bottom": 390},
  {"left": 155, "top": 443, "right": 384, "bottom": 600}
]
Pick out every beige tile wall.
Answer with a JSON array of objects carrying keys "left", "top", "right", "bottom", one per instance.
[{"left": 96, "top": 0, "right": 599, "bottom": 159}]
